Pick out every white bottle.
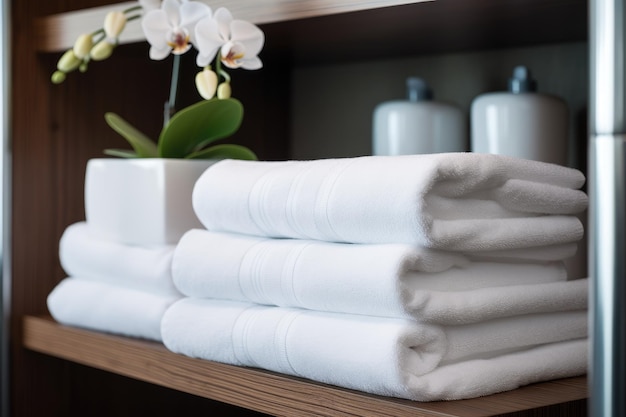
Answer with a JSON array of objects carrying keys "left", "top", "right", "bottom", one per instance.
[
  {"left": 372, "top": 77, "right": 467, "bottom": 155},
  {"left": 471, "top": 66, "right": 568, "bottom": 165}
]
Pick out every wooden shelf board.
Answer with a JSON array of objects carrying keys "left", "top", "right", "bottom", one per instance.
[
  {"left": 33, "top": 0, "right": 431, "bottom": 53},
  {"left": 35, "top": 0, "right": 588, "bottom": 66},
  {"left": 23, "top": 315, "right": 588, "bottom": 417}
]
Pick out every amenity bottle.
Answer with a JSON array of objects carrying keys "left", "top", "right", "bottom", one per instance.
[
  {"left": 372, "top": 77, "right": 467, "bottom": 155},
  {"left": 471, "top": 65, "right": 568, "bottom": 165}
]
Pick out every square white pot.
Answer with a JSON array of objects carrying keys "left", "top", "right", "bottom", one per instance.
[{"left": 84, "top": 158, "right": 216, "bottom": 245}]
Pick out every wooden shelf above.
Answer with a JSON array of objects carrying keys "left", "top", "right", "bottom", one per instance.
[
  {"left": 35, "top": 0, "right": 588, "bottom": 64},
  {"left": 23, "top": 315, "right": 588, "bottom": 417},
  {"left": 33, "top": 0, "right": 431, "bottom": 53}
]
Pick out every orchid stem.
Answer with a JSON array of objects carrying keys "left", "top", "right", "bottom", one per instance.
[
  {"left": 164, "top": 54, "right": 180, "bottom": 127},
  {"left": 215, "top": 55, "right": 230, "bottom": 83},
  {"left": 123, "top": 5, "right": 143, "bottom": 14}
]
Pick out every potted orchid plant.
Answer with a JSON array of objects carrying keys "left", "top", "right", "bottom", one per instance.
[
  {"left": 51, "top": 0, "right": 265, "bottom": 245},
  {"left": 52, "top": 0, "right": 263, "bottom": 161}
]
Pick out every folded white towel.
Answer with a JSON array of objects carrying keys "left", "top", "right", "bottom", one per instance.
[
  {"left": 172, "top": 230, "right": 584, "bottom": 324},
  {"left": 47, "top": 278, "right": 180, "bottom": 341},
  {"left": 59, "top": 222, "right": 180, "bottom": 296},
  {"left": 192, "top": 154, "right": 588, "bottom": 250},
  {"left": 161, "top": 298, "right": 587, "bottom": 401},
  {"left": 466, "top": 242, "right": 579, "bottom": 262},
  {"left": 400, "top": 339, "right": 588, "bottom": 401}
]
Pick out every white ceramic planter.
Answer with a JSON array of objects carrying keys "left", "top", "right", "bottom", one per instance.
[{"left": 84, "top": 158, "right": 217, "bottom": 245}]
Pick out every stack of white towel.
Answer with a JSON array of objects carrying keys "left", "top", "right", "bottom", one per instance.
[
  {"left": 161, "top": 153, "right": 590, "bottom": 401},
  {"left": 47, "top": 222, "right": 182, "bottom": 341}
]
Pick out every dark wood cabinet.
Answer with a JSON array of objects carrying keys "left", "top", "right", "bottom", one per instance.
[{"left": 9, "top": 1, "right": 589, "bottom": 415}]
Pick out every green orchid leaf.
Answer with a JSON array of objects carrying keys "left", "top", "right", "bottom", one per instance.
[
  {"left": 158, "top": 98, "right": 243, "bottom": 158},
  {"left": 185, "top": 144, "right": 258, "bottom": 161},
  {"left": 104, "top": 112, "right": 158, "bottom": 158},
  {"left": 103, "top": 148, "right": 140, "bottom": 158}
]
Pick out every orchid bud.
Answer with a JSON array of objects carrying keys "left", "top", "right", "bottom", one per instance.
[
  {"left": 57, "top": 49, "right": 81, "bottom": 72},
  {"left": 217, "top": 82, "right": 231, "bottom": 99},
  {"left": 90, "top": 40, "right": 115, "bottom": 61},
  {"left": 104, "top": 11, "right": 127, "bottom": 40},
  {"left": 73, "top": 34, "right": 93, "bottom": 59},
  {"left": 195, "top": 68, "right": 218, "bottom": 100},
  {"left": 51, "top": 71, "right": 66, "bottom": 84}
]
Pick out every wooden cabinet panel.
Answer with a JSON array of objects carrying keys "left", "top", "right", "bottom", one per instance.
[{"left": 9, "top": 0, "right": 590, "bottom": 416}]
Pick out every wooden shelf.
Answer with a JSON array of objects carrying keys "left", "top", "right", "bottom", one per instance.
[
  {"left": 23, "top": 315, "right": 588, "bottom": 417},
  {"left": 35, "top": 0, "right": 588, "bottom": 65},
  {"left": 34, "top": 0, "right": 431, "bottom": 53}
]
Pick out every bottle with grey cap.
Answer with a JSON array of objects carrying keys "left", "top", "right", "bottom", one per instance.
[
  {"left": 471, "top": 65, "right": 568, "bottom": 165},
  {"left": 372, "top": 77, "right": 467, "bottom": 155}
]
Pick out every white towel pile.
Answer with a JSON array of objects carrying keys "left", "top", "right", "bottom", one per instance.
[
  {"left": 162, "top": 153, "right": 590, "bottom": 401},
  {"left": 47, "top": 222, "right": 182, "bottom": 341}
]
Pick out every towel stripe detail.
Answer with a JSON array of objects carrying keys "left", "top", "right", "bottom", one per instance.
[{"left": 231, "top": 305, "right": 302, "bottom": 376}]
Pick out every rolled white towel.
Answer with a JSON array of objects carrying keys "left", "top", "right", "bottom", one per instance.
[
  {"left": 172, "top": 230, "right": 584, "bottom": 324},
  {"left": 161, "top": 298, "right": 588, "bottom": 401},
  {"left": 47, "top": 278, "right": 180, "bottom": 341},
  {"left": 59, "top": 222, "right": 180, "bottom": 296},
  {"left": 192, "top": 154, "right": 588, "bottom": 250}
]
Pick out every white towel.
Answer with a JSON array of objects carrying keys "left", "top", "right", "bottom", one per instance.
[
  {"left": 403, "top": 339, "right": 587, "bottom": 401},
  {"left": 161, "top": 298, "right": 588, "bottom": 401},
  {"left": 47, "top": 278, "right": 180, "bottom": 341},
  {"left": 466, "top": 242, "right": 580, "bottom": 262},
  {"left": 192, "top": 154, "right": 588, "bottom": 250},
  {"left": 59, "top": 222, "right": 180, "bottom": 296},
  {"left": 172, "top": 230, "right": 585, "bottom": 324}
]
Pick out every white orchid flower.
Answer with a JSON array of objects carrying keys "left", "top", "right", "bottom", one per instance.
[
  {"left": 141, "top": 0, "right": 212, "bottom": 60},
  {"left": 195, "top": 7, "right": 264, "bottom": 69}
]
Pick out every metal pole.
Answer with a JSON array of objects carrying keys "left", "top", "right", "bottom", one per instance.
[
  {"left": 0, "top": 0, "right": 10, "bottom": 414},
  {"left": 589, "top": 0, "right": 626, "bottom": 416},
  {"left": 0, "top": 0, "right": 9, "bottom": 411}
]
